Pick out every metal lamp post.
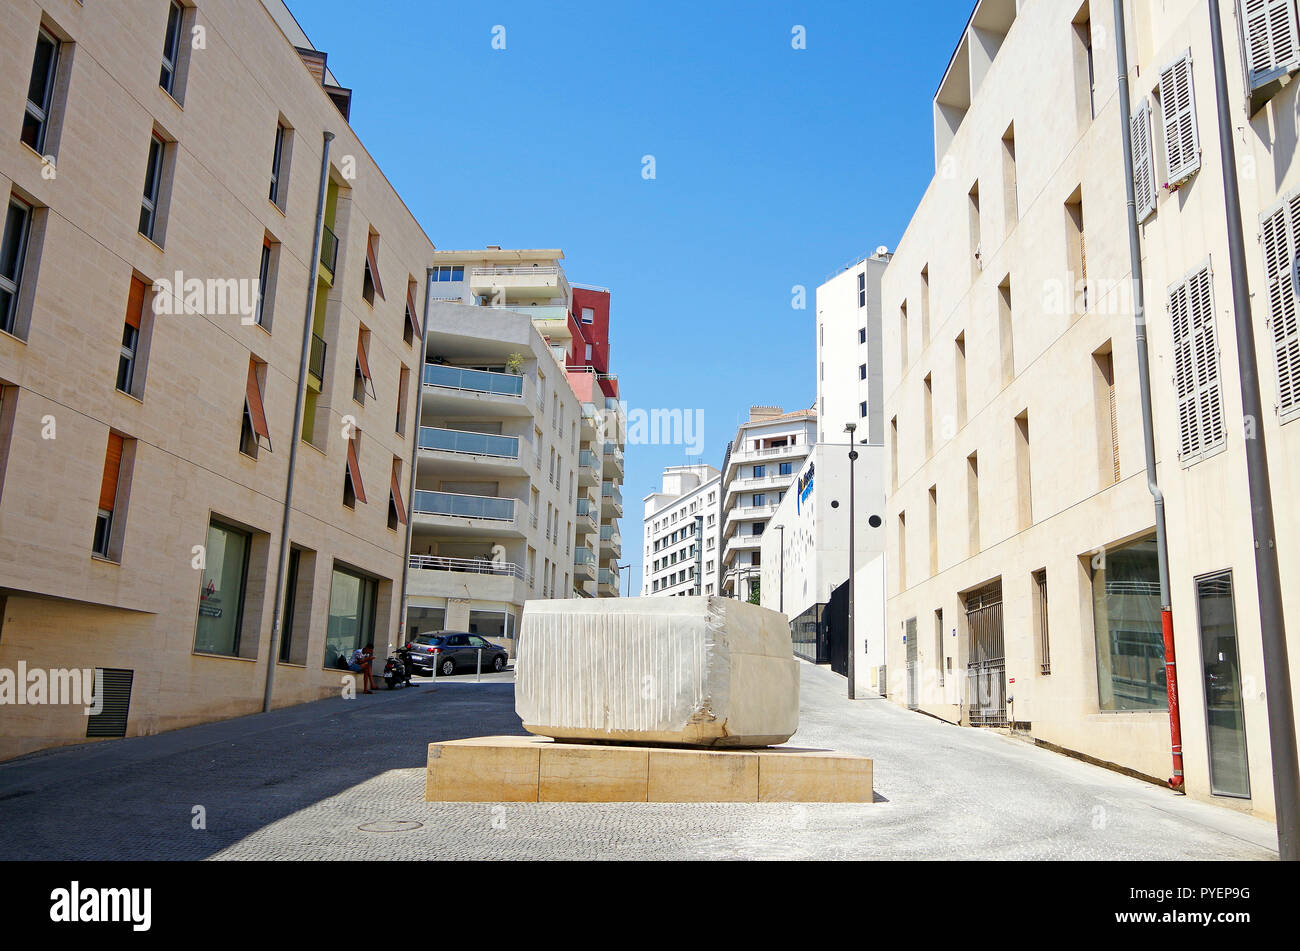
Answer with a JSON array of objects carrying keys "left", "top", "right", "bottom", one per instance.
[{"left": 844, "top": 423, "right": 858, "bottom": 701}]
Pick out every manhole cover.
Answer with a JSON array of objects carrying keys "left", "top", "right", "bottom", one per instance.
[{"left": 357, "top": 820, "right": 423, "bottom": 833}]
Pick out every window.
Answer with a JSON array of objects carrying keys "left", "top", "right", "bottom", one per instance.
[
  {"left": 1240, "top": 0, "right": 1300, "bottom": 111},
  {"left": 116, "top": 277, "right": 150, "bottom": 397},
  {"left": 195, "top": 520, "right": 252, "bottom": 657},
  {"left": 404, "top": 281, "right": 420, "bottom": 345},
  {"left": 753, "top": 494, "right": 765, "bottom": 507},
  {"left": 1094, "top": 344, "right": 1120, "bottom": 486},
  {"left": 752, "top": 522, "right": 765, "bottom": 537},
  {"left": 1260, "top": 190, "right": 1300, "bottom": 422},
  {"left": 859, "top": 401, "right": 868, "bottom": 419},
  {"left": 431, "top": 265, "right": 464, "bottom": 281},
  {"left": 1195, "top": 570, "right": 1250, "bottom": 798},
  {"left": 923, "top": 373, "right": 934, "bottom": 457},
  {"left": 753, "top": 464, "right": 765, "bottom": 478},
  {"left": 899, "top": 301, "right": 909, "bottom": 369},
  {"left": 21, "top": 28, "right": 60, "bottom": 154},
  {"left": 859, "top": 363, "right": 867, "bottom": 381},
  {"left": 139, "top": 132, "right": 171, "bottom": 244},
  {"left": 1073, "top": 3, "right": 1096, "bottom": 121},
  {"left": 1034, "top": 569, "right": 1050, "bottom": 674},
  {"left": 255, "top": 236, "right": 279, "bottom": 329},
  {"left": 1131, "top": 99, "right": 1157, "bottom": 222},
  {"left": 1, "top": 197, "right": 34, "bottom": 337},
  {"left": 1001, "top": 124, "right": 1018, "bottom": 231},
  {"left": 1170, "top": 264, "right": 1226, "bottom": 464},
  {"left": 388, "top": 458, "right": 407, "bottom": 531},
  {"left": 1159, "top": 52, "right": 1202, "bottom": 186},
  {"left": 396, "top": 365, "right": 410, "bottom": 435},
  {"left": 323, "top": 565, "right": 378, "bottom": 669},
  {"left": 1092, "top": 536, "right": 1164, "bottom": 711},
  {"left": 581, "top": 307, "right": 595, "bottom": 324},
  {"left": 955, "top": 332, "right": 968, "bottom": 426},
  {"left": 362, "top": 231, "right": 385, "bottom": 305},
  {"left": 93, "top": 431, "right": 129, "bottom": 560},
  {"left": 966, "top": 452, "right": 979, "bottom": 556},
  {"left": 159, "top": 1, "right": 187, "bottom": 99},
  {"left": 354, "top": 328, "right": 374, "bottom": 404},
  {"left": 927, "top": 485, "right": 938, "bottom": 576},
  {"left": 343, "top": 432, "right": 367, "bottom": 507},
  {"left": 778, "top": 462, "right": 792, "bottom": 476},
  {"left": 968, "top": 182, "right": 982, "bottom": 278},
  {"left": 857, "top": 272, "right": 866, "bottom": 308},
  {"left": 241, "top": 358, "right": 271, "bottom": 458},
  {"left": 934, "top": 609, "right": 945, "bottom": 687},
  {"left": 897, "top": 512, "right": 907, "bottom": 591},
  {"left": 1014, "top": 410, "right": 1032, "bottom": 529},
  {"left": 857, "top": 327, "right": 866, "bottom": 345},
  {"left": 268, "top": 121, "right": 293, "bottom": 210}
]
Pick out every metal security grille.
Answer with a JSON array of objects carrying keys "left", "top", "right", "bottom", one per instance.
[
  {"left": 965, "top": 582, "right": 1006, "bottom": 726},
  {"left": 85, "top": 668, "right": 133, "bottom": 738}
]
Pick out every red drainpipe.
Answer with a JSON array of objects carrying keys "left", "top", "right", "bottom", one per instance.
[{"left": 1161, "top": 608, "right": 1185, "bottom": 790}]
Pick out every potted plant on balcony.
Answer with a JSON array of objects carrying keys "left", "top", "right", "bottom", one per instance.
[{"left": 505, "top": 352, "right": 524, "bottom": 375}]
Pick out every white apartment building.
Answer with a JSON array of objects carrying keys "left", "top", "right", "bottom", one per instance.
[
  {"left": 642, "top": 464, "right": 720, "bottom": 597},
  {"left": 817, "top": 251, "right": 890, "bottom": 444},
  {"left": 882, "top": 0, "right": 1300, "bottom": 822},
  {"left": 718, "top": 407, "right": 817, "bottom": 600}
]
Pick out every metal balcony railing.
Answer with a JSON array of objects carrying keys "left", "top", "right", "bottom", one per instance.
[
  {"left": 423, "top": 363, "right": 524, "bottom": 398},
  {"left": 308, "top": 333, "right": 327, "bottom": 384},
  {"left": 407, "top": 554, "right": 528, "bottom": 583},
  {"left": 471, "top": 265, "right": 563, "bottom": 279},
  {"left": 419, "top": 426, "right": 519, "bottom": 460},
  {"left": 320, "top": 223, "right": 339, "bottom": 276},
  {"left": 412, "top": 490, "right": 516, "bottom": 522}
]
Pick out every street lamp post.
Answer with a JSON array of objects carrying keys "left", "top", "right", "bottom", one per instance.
[
  {"left": 617, "top": 563, "right": 631, "bottom": 599},
  {"left": 844, "top": 423, "right": 858, "bottom": 701}
]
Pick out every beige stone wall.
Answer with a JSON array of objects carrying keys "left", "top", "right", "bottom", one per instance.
[
  {"left": 0, "top": 0, "right": 435, "bottom": 758},
  {"left": 882, "top": 0, "right": 1300, "bottom": 821}
]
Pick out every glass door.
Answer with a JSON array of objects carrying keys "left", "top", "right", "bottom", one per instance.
[{"left": 1196, "top": 571, "right": 1250, "bottom": 799}]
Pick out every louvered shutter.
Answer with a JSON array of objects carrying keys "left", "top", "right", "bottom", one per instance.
[
  {"left": 1132, "top": 98, "right": 1158, "bottom": 221},
  {"left": 1160, "top": 53, "right": 1201, "bottom": 184},
  {"left": 1241, "top": 0, "right": 1300, "bottom": 89},
  {"left": 1170, "top": 265, "right": 1226, "bottom": 463},
  {"left": 1261, "top": 191, "right": 1300, "bottom": 421}
]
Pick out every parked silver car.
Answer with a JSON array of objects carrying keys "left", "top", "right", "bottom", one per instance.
[{"left": 404, "top": 632, "right": 508, "bottom": 676}]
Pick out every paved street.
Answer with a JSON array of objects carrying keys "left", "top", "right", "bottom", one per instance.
[{"left": 0, "top": 663, "right": 1278, "bottom": 860}]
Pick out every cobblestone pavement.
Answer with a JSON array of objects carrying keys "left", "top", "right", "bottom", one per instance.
[{"left": 0, "top": 663, "right": 1278, "bottom": 860}]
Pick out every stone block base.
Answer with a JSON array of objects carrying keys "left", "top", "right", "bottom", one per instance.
[{"left": 425, "top": 735, "right": 874, "bottom": 803}]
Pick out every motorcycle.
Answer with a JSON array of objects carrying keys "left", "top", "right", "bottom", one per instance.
[{"left": 383, "top": 649, "right": 414, "bottom": 689}]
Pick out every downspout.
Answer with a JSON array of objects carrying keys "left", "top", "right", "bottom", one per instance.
[
  {"left": 1207, "top": 0, "right": 1297, "bottom": 860},
  {"left": 396, "top": 268, "right": 434, "bottom": 652},
  {"left": 1113, "top": 2, "right": 1183, "bottom": 790},
  {"left": 263, "top": 130, "right": 335, "bottom": 713}
]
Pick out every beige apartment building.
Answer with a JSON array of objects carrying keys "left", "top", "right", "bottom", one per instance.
[
  {"left": 883, "top": 0, "right": 1300, "bottom": 820},
  {"left": 0, "top": 0, "right": 437, "bottom": 758}
]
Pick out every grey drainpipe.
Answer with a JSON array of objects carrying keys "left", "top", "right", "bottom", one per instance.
[
  {"left": 396, "top": 269, "right": 434, "bottom": 651},
  {"left": 1114, "top": 2, "right": 1183, "bottom": 789},
  {"left": 263, "top": 130, "right": 334, "bottom": 713}
]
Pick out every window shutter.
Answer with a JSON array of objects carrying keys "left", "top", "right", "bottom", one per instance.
[
  {"left": 1241, "top": 0, "right": 1300, "bottom": 90},
  {"left": 405, "top": 282, "right": 420, "bottom": 339},
  {"left": 355, "top": 332, "right": 376, "bottom": 397},
  {"left": 125, "top": 276, "right": 148, "bottom": 330},
  {"left": 364, "top": 234, "right": 385, "bottom": 301},
  {"left": 1261, "top": 191, "right": 1300, "bottom": 421},
  {"left": 345, "top": 436, "right": 367, "bottom": 503},
  {"left": 1170, "top": 265, "right": 1226, "bottom": 463},
  {"left": 245, "top": 359, "right": 271, "bottom": 449},
  {"left": 99, "top": 431, "right": 124, "bottom": 511},
  {"left": 390, "top": 460, "right": 407, "bottom": 525},
  {"left": 1132, "top": 98, "right": 1158, "bottom": 221},
  {"left": 1160, "top": 52, "right": 1201, "bottom": 184}
]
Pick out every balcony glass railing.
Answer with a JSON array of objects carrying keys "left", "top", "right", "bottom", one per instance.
[
  {"left": 602, "top": 442, "right": 623, "bottom": 460},
  {"left": 423, "top": 363, "right": 524, "bottom": 397},
  {"left": 408, "top": 554, "right": 529, "bottom": 583},
  {"left": 576, "top": 498, "right": 597, "bottom": 519},
  {"left": 412, "top": 490, "right": 516, "bottom": 522},
  {"left": 598, "top": 568, "right": 619, "bottom": 587},
  {"left": 484, "top": 303, "right": 571, "bottom": 321},
  {"left": 579, "top": 450, "right": 599, "bottom": 470},
  {"left": 320, "top": 223, "right": 338, "bottom": 276},
  {"left": 574, "top": 547, "right": 596, "bottom": 566},
  {"left": 419, "top": 426, "right": 519, "bottom": 459},
  {"left": 601, "top": 483, "right": 622, "bottom": 504}
]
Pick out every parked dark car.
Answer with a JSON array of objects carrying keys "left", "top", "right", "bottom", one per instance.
[{"left": 404, "top": 632, "right": 509, "bottom": 676}]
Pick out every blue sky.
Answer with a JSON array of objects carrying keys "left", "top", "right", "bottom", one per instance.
[{"left": 295, "top": 0, "right": 971, "bottom": 593}]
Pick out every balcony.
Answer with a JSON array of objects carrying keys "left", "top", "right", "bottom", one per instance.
[
  {"left": 307, "top": 333, "right": 326, "bottom": 390},
  {"left": 573, "top": 546, "right": 597, "bottom": 581},
  {"left": 417, "top": 426, "right": 527, "bottom": 478},
  {"left": 411, "top": 490, "right": 522, "bottom": 537},
  {"left": 602, "top": 441, "right": 624, "bottom": 477},
  {"left": 319, "top": 223, "right": 338, "bottom": 280},
  {"left": 578, "top": 450, "right": 600, "bottom": 486},
  {"left": 469, "top": 265, "right": 568, "bottom": 300},
  {"left": 600, "top": 482, "right": 622, "bottom": 517},
  {"left": 599, "top": 524, "right": 622, "bottom": 557},
  {"left": 723, "top": 471, "right": 792, "bottom": 506},
  {"left": 723, "top": 533, "right": 764, "bottom": 562},
  {"left": 422, "top": 363, "right": 531, "bottom": 417},
  {"left": 579, "top": 402, "right": 599, "bottom": 438},
  {"left": 723, "top": 499, "right": 780, "bottom": 536},
  {"left": 598, "top": 567, "right": 620, "bottom": 597},
  {"left": 407, "top": 554, "right": 530, "bottom": 604},
  {"left": 575, "top": 497, "right": 598, "bottom": 534}
]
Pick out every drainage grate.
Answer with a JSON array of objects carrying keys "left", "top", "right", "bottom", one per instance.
[{"left": 85, "top": 668, "right": 134, "bottom": 738}]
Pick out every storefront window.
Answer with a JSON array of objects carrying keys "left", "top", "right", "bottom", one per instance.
[
  {"left": 407, "top": 605, "right": 445, "bottom": 640},
  {"left": 324, "top": 566, "right": 377, "bottom": 669},
  {"left": 1091, "top": 536, "right": 1165, "bottom": 711},
  {"left": 194, "top": 520, "right": 250, "bottom": 656}
]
